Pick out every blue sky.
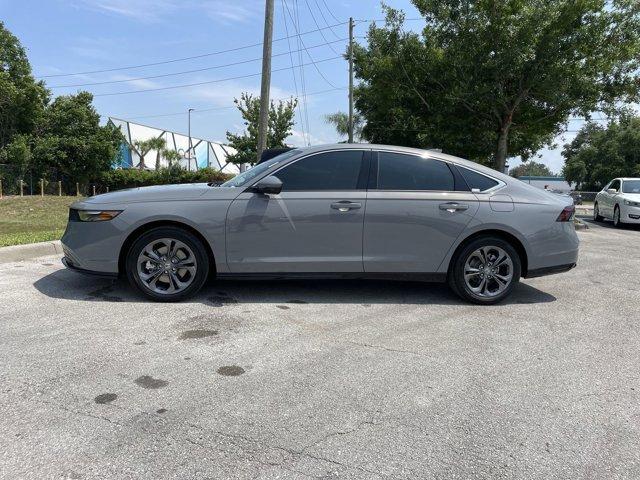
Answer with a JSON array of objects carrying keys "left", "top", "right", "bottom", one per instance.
[{"left": 1, "top": 0, "right": 596, "bottom": 173}]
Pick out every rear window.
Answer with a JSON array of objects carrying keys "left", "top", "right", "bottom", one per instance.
[{"left": 458, "top": 167, "right": 499, "bottom": 192}]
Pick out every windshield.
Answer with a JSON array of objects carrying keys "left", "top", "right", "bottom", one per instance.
[
  {"left": 622, "top": 180, "right": 640, "bottom": 194},
  {"left": 220, "top": 149, "right": 300, "bottom": 188}
]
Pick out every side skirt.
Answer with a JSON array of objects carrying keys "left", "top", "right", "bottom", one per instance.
[{"left": 216, "top": 272, "right": 447, "bottom": 282}]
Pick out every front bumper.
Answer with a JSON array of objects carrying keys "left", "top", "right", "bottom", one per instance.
[
  {"left": 622, "top": 204, "right": 640, "bottom": 223},
  {"left": 61, "top": 256, "right": 118, "bottom": 278}
]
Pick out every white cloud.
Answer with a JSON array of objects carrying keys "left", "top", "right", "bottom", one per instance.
[{"left": 73, "top": 0, "right": 261, "bottom": 24}]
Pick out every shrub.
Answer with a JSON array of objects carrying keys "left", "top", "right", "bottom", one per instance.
[{"left": 99, "top": 166, "right": 233, "bottom": 191}]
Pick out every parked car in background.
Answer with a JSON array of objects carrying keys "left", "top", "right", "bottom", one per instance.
[
  {"left": 593, "top": 178, "right": 640, "bottom": 227},
  {"left": 61, "top": 144, "right": 579, "bottom": 305}
]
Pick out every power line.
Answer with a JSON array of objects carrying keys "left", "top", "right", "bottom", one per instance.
[
  {"left": 92, "top": 56, "right": 343, "bottom": 97},
  {"left": 319, "top": 0, "right": 341, "bottom": 23},
  {"left": 36, "top": 21, "right": 349, "bottom": 79},
  {"left": 50, "top": 38, "right": 348, "bottom": 89},
  {"left": 313, "top": 0, "right": 341, "bottom": 39},
  {"left": 281, "top": 0, "right": 307, "bottom": 146},
  {"left": 283, "top": 0, "right": 340, "bottom": 89},
  {"left": 290, "top": 0, "right": 311, "bottom": 145},
  {"left": 303, "top": 0, "right": 341, "bottom": 56},
  {"left": 113, "top": 88, "right": 347, "bottom": 121}
]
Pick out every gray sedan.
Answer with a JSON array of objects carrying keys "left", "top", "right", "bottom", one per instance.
[{"left": 61, "top": 144, "right": 579, "bottom": 304}]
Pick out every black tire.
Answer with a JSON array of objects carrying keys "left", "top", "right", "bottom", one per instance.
[
  {"left": 126, "top": 226, "right": 210, "bottom": 302},
  {"left": 593, "top": 203, "right": 604, "bottom": 222},
  {"left": 613, "top": 205, "right": 624, "bottom": 228},
  {"left": 448, "top": 236, "right": 521, "bottom": 305}
]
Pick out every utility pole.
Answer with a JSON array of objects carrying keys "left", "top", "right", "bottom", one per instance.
[
  {"left": 188, "top": 108, "right": 194, "bottom": 171},
  {"left": 257, "top": 0, "right": 275, "bottom": 164},
  {"left": 348, "top": 17, "right": 355, "bottom": 143}
]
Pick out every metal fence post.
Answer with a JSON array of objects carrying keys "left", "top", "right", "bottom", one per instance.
[
  {"left": 92, "top": 185, "right": 96, "bottom": 196},
  {"left": 76, "top": 182, "right": 80, "bottom": 197},
  {"left": 106, "top": 186, "right": 109, "bottom": 193},
  {"left": 20, "top": 180, "right": 24, "bottom": 197},
  {"left": 58, "top": 181, "right": 62, "bottom": 197},
  {"left": 40, "top": 178, "right": 44, "bottom": 197},
  {"left": 0, "top": 179, "right": 3, "bottom": 199}
]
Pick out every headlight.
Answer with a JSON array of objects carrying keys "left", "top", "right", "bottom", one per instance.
[
  {"left": 624, "top": 199, "right": 640, "bottom": 207},
  {"left": 72, "top": 209, "right": 122, "bottom": 222}
]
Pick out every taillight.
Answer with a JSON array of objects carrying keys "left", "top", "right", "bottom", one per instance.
[{"left": 556, "top": 205, "right": 575, "bottom": 222}]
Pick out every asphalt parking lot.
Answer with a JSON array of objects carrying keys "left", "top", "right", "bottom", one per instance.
[{"left": 1, "top": 220, "right": 639, "bottom": 479}]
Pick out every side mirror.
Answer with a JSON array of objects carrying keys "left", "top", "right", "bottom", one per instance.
[
  {"left": 607, "top": 188, "right": 617, "bottom": 194},
  {"left": 251, "top": 175, "right": 283, "bottom": 195}
]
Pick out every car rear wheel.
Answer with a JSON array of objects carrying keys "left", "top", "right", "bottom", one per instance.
[
  {"left": 126, "top": 226, "right": 209, "bottom": 302},
  {"left": 448, "top": 236, "right": 521, "bottom": 305},
  {"left": 593, "top": 203, "right": 604, "bottom": 222}
]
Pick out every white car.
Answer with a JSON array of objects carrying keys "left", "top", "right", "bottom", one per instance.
[{"left": 594, "top": 178, "right": 640, "bottom": 227}]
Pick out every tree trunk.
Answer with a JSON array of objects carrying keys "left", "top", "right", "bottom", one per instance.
[
  {"left": 155, "top": 150, "right": 161, "bottom": 170},
  {"left": 494, "top": 123, "right": 510, "bottom": 173},
  {"left": 138, "top": 154, "right": 146, "bottom": 170}
]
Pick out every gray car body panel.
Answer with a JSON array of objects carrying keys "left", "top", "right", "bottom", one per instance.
[{"left": 61, "top": 143, "right": 579, "bottom": 279}]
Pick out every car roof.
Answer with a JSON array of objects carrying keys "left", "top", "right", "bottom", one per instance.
[{"left": 299, "top": 143, "right": 506, "bottom": 180}]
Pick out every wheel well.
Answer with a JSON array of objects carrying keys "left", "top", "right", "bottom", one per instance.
[
  {"left": 448, "top": 229, "right": 529, "bottom": 277},
  {"left": 117, "top": 220, "right": 216, "bottom": 277}
]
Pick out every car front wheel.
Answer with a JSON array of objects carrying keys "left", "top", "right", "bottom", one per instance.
[
  {"left": 613, "top": 205, "right": 623, "bottom": 228},
  {"left": 593, "top": 203, "right": 604, "bottom": 222},
  {"left": 448, "top": 236, "right": 521, "bottom": 305},
  {"left": 126, "top": 226, "right": 209, "bottom": 302}
]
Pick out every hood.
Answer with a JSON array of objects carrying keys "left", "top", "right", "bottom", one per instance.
[{"left": 82, "top": 183, "right": 230, "bottom": 205}]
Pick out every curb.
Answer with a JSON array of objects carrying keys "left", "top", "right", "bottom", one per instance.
[
  {"left": 0, "top": 240, "right": 62, "bottom": 264},
  {"left": 574, "top": 218, "right": 589, "bottom": 231}
]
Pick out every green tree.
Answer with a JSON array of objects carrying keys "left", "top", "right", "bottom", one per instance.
[
  {"left": 0, "top": 22, "right": 49, "bottom": 150},
  {"left": 324, "top": 111, "right": 365, "bottom": 142},
  {"left": 353, "top": 1, "right": 640, "bottom": 172},
  {"left": 562, "top": 115, "right": 640, "bottom": 190},
  {"left": 30, "top": 91, "right": 121, "bottom": 185},
  {"left": 225, "top": 93, "right": 298, "bottom": 166},
  {"left": 509, "top": 161, "right": 554, "bottom": 178}
]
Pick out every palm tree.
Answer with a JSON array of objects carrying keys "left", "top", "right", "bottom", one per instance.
[
  {"left": 133, "top": 137, "right": 167, "bottom": 170},
  {"left": 324, "top": 111, "right": 365, "bottom": 142}
]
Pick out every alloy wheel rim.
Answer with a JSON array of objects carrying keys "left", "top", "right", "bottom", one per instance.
[
  {"left": 463, "top": 246, "right": 514, "bottom": 298},
  {"left": 136, "top": 238, "right": 197, "bottom": 295}
]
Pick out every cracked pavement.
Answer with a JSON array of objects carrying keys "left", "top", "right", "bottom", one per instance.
[{"left": 1, "top": 219, "right": 639, "bottom": 479}]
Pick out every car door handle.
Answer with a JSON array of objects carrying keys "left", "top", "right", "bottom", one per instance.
[
  {"left": 439, "top": 202, "right": 469, "bottom": 212},
  {"left": 331, "top": 201, "right": 362, "bottom": 212}
]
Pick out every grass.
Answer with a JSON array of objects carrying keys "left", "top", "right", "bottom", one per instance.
[{"left": 0, "top": 196, "right": 80, "bottom": 247}]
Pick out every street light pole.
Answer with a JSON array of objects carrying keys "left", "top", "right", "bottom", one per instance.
[{"left": 188, "top": 108, "right": 194, "bottom": 171}]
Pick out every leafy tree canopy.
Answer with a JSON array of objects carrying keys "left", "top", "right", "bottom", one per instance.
[
  {"left": 30, "top": 91, "right": 122, "bottom": 184},
  {"left": 0, "top": 21, "right": 49, "bottom": 150},
  {"left": 353, "top": 1, "right": 640, "bottom": 172},
  {"left": 562, "top": 115, "right": 640, "bottom": 190},
  {"left": 509, "top": 161, "right": 554, "bottom": 178},
  {"left": 225, "top": 93, "right": 297, "bottom": 166},
  {"left": 324, "top": 111, "right": 365, "bottom": 142}
]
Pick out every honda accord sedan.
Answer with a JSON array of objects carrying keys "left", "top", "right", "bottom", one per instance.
[
  {"left": 593, "top": 177, "right": 640, "bottom": 227},
  {"left": 61, "top": 144, "right": 579, "bottom": 304}
]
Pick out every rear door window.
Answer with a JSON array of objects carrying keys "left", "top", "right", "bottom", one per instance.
[
  {"left": 458, "top": 167, "right": 499, "bottom": 192},
  {"left": 377, "top": 152, "right": 454, "bottom": 191}
]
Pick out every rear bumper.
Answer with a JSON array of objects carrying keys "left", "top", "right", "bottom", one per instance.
[{"left": 525, "top": 262, "right": 576, "bottom": 278}]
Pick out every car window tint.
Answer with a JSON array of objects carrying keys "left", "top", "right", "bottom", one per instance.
[
  {"left": 458, "top": 167, "right": 499, "bottom": 192},
  {"left": 377, "top": 152, "right": 454, "bottom": 191},
  {"left": 276, "top": 151, "right": 364, "bottom": 191}
]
